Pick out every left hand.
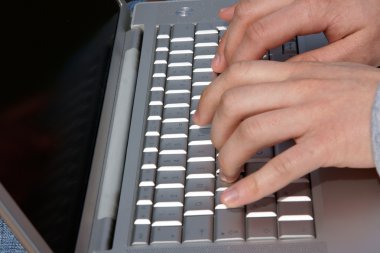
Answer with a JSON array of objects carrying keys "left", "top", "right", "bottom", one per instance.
[{"left": 193, "top": 60, "right": 380, "bottom": 207}]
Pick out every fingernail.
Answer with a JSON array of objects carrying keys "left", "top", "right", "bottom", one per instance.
[
  {"left": 222, "top": 187, "right": 239, "bottom": 206},
  {"left": 212, "top": 53, "right": 220, "bottom": 68},
  {"left": 192, "top": 110, "right": 200, "bottom": 123},
  {"left": 219, "top": 171, "right": 228, "bottom": 182},
  {"left": 219, "top": 7, "right": 228, "bottom": 13}
]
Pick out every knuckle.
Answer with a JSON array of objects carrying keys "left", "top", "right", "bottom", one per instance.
[
  {"left": 271, "top": 154, "right": 296, "bottom": 177},
  {"left": 234, "top": 0, "right": 252, "bottom": 20},
  {"left": 246, "top": 174, "right": 261, "bottom": 196},
  {"left": 246, "top": 21, "right": 267, "bottom": 42},
  {"left": 219, "top": 90, "right": 239, "bottom": 119},
  {"left": 238, "top": 117, "right": 263, "bottom": 141}
]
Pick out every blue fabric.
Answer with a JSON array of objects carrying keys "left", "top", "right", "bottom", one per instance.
[
  {"left": 371, "top": 84, "right": 380, "bottom": 176},
  {"left": 0, "top": 218, "right": 26, "bottom": 253}
]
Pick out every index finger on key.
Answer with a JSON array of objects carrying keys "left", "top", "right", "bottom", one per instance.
[{"left": 193, "top": 61, "right": 297, "bottom": 126}]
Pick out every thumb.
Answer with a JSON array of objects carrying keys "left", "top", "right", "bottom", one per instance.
[{"left": 220, "top": 142, "right": 320, "bottom": 207}]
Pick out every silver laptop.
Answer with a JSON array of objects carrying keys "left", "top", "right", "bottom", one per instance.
[{"left": 1, "top": 0, "right": 380, "bottom": 252}]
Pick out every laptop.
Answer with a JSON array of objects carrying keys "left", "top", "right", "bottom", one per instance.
[{"left": 1, "top": 0, "right": 380, "bottom": 252}]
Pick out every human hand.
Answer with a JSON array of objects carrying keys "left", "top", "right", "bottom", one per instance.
[
  {"left": 213, "top": 0, "right": 380, "bottom": 73},
  {"left": 193, "top": 61, "right": 380, "bottom": 207}
]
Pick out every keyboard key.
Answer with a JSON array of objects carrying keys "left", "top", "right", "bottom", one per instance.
[
  {"left": 145, "top": 120, "right": 161, "bottom": 137},
  {"left": 170, "top": 41, "right": 194, "bottom": 54},
  {"left": 151, "top": 77, "right": 166, "bottom": 91},
  {"left": 183, "top": 215, "right": 213, "bottom": 243},
  {"left": 278, "top": 220, "right": 315, "bottom": 239},
  {"left": 161, "top": 122, "right": 188, "bottom": 138},
  {"left": 164, "top": 92, "right": 191, "bottom": 107},
  {"left": 159, "top": 138, "right": 187, "bottom": 154},
  {"left": 195, "top": 22, "right": 218, "bottom": 35},
  {"left": 277, "top": 183, "right": 312, "bottom": 202},
  {"left": 246, "top": 197, "right": 277, "bottom": 218},
  {"left": 158, "top": 154, "right": 187, "bottom": 171},
  {"left": 132, "top": 225, "right": 150, "bottom": 245},
  {"left": 277, "top": 201, "right": 314, "bottom": 221},
  {"left": 189, "top": 128, "right": 211, "bottom": 145},
  {"left": 167, "top": 66, "right": 192, "bottom": 80},
  {"left": 139, "top": 169, "right": 156, "bottom": 187},
  {"left": 156, "top": 170, "right": 186, "bottom": 189},
  {"left": 149, "top": 90, "right": 164, "bottom": 105},
  {"left": 154, "top": 51, "right": 169, "bottom": 64},
  {"left": 147, "top": 105, "right": 163, "bottom": 121},
  {"left": 215, "top": 208, "right": 245, "bottom": 242},
  {"left": 186, "top": 161, "right": 215, "bottom": 179},
  {"left": 143, "top": 136, "right": 159, "bottom": 152},
  {"left": 195, "top": 33, "right": 218, "bottom": 47},
  {"left": 172, "top": 23, "right": 195, "bottom": 42},
  {"left": 151, "top": 226, "right": 182, "bottom": 244},
  {"left": 152, "top": 206, "right": 183, "bottom": 226},
  {"left": 157, "top": 24, "right": 171, "bottom": 39},
  {"left": 156, "top": 38, "right": 170, "bottom": 51},
  {"left": 134, "top": 205, "right": 153, "bottom": 225},
  {"left": 193, "top": 58, "right": 213, "bottom": 71},
  {"left": 184, "top": 196, "right": 214, "bottom": 216},
  {"left": 153, "top": 63, "right": 167, "bottom": 78},
  {"left": 246, "top": 217, "right": 277, "bottom": 240},
  {"left": 188, "top": 145, "right": 215, "bottom": 162},
  {"left": 136, "top": 186, "right": 154, "bottom": 205},
  {"left": 185, "top": 178, "right": 215, "bottom": 197},
  {"left": 168, "top": 53, "right": 193, "bottom": 66},
  {"left": 163, "top": 107, "right": 190, "bottom": 122},
  {"left": 154, "top": 188, "right": 184, "bottom": 207},
  {"left": 141, "top": 152, "right": 158, "bottom": 169},
  {"left": 166, "top": 80, "right": 191, "bottom": 92},
  {"left": 194, "top": 46, "right": 217, "bottom": 59}
]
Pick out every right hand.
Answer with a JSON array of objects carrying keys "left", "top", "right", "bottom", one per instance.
[{"left": 212, "top": 0, "right": 380, "bottom": 73}]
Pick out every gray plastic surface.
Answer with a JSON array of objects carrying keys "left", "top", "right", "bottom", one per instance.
[{"left": 75, "top": 1, "right": 140, "bottom": 252}]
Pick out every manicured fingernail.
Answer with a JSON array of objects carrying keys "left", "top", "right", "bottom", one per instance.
[{"left": 222, "top": 187, "right": 239, "bottom": 205}]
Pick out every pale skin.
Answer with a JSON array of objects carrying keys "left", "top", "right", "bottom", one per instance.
[
  {"left": 212, "top": 0, "right": 380, "bottom": 73},
  {"left": 193, "top": 61, "right": 380, "bottom": 208}
]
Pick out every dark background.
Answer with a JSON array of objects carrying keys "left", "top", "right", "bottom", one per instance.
[{"left": 1, "top": 1, "right": 119, "bottom": 252}]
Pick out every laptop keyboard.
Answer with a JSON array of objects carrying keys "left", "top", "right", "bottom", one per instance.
[{"left": 132, "top": 23, "right": 315, "bottom": 245}]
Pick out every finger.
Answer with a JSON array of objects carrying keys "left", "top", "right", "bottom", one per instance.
[
  {"left": 211, "top": 81, "right": 309, "bottom": 149},
  {"left": 230, "top": 1, "right": 330, "bottom": 64},
  {"left": 214, "top": 0, "right": 294, "bottom": 72},
  {"left": 218, "top": 3, "right": 236, "bottom": 21},
  {"left": 212, "top": 30, "right": 228, "bottom": 73},
  {"left": 220, "top": 141, "right": 321, "bottom": 207},
  {"left": 195, "top": 61, "right": 295, "bottom": 125},
  {"left": 217, "top": 106, "right": 310, "bottom": 183},
  {"left": 195, "top": 60, "right": 323, "bottom": 126},
  {"left": 289, "top": 30, "right": 372, "bottom": 65}
]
